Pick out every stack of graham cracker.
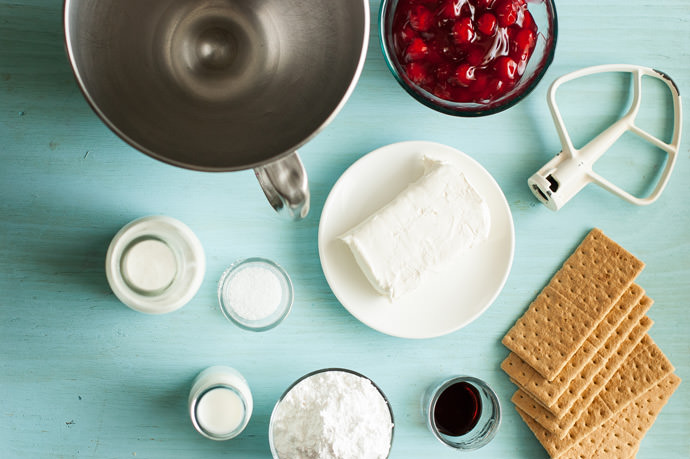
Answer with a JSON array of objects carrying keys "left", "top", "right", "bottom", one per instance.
[{"left": 501, "top": 228, "right": 680, "bottom": 458}]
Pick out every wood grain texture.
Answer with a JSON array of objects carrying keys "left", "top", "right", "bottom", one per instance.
[{"left": 1, "top": 1, "right": 688, "bottom": 458}]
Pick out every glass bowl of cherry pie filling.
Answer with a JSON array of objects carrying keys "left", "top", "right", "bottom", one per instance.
[{"left": 380, "top": 0, "right": 557, "bottom": 116}]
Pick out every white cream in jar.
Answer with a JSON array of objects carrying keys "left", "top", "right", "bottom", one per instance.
[
  {"left": 105, "top": 215, "right": 205, "bottom": 314},
  {"left": 189, "top": 366, "right": 253, "bottom": 441}
]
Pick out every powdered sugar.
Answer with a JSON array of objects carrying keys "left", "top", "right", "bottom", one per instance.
[{"left": 271, "top": 370, "right": 394, "bottom": 459}]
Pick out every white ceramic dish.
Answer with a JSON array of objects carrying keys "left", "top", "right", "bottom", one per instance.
[{"left": 318, "top": 141, "right": 514, "bottom": 339}]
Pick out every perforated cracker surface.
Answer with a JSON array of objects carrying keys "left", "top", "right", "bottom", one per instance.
[
  {"left": 513, "top": 334, "right": 674, "bottom": 441},
  {"left": 549, "top": 308, "right": 653, "bottom": 417},
  {"left": 502, "top": 229, "right": 644, "bottom": 381},
  {"left": 550, "top": 229, "right": 644, "bottom": 318},
  {"left": 516, "top": 373, "right": 680, "bottom": 458},
  {"left": 593, "top": 373, "right": 681, "bottom": 458},
  {"left": 512, "top": 311, "right": 653, "bottom": 425},
  {"left": 501, "top": 284, "right": 645, "bottom": 408},
  {"left": 502, "top": 285, "right": 593, "bottom": 380}
]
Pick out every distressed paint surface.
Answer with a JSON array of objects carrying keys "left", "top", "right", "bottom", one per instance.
[{"left": 1, "top": 1, "right": 688, "bottom": 457}]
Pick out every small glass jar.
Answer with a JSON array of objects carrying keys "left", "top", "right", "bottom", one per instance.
[
  {"left": 105, "top": 215, "right": 205, "bottom": 314},
  {"left": 218, "top": 257, "right": 293, "bottom": 331},
  {"left": 188, "top": 366, "right": 253, "bottom": 441},
  {"left": 423, "top": 375, "right": 501, "bottom": 451}
]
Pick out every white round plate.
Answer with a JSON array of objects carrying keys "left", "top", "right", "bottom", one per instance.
[{"left": 318, "top": 141, "right": 515, "bottom": 339}]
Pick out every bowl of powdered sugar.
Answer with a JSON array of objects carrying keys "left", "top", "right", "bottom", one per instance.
[{"left": 269, "top": 368, "right": 394, "bottom": 459}]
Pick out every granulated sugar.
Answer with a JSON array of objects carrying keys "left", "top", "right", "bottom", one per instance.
[
  {"left": 226, "top": 265, "right": 282, "bottom": 320},
  {"left": 271, "top": 370, "right": 393, "bottom": 459}
]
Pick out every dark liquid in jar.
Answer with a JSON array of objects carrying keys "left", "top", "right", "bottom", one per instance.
[{"left": 434, "top": 381, "right": 482, "bottom": 436}]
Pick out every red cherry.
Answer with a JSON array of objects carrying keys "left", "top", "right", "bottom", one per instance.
[
  {"left": 455, "top": 63, "right": 475, "bottom": 86},
  {"left": 513, "top": 28, "right": 536, "bottom": 58},
  {"left": 476, "top": 0, "right": 495, "bottom": 8},
  {"left": 495, "top": 1, "right": 518, "bottom": 27},
  {"left": 477, "top": 13, "right": 497, "bottom": 36},
  {"left": 406, "top": 62, "right": 430, "bottom": 85},
  {"left": 452, "top": 17, "right": 475, "bottom": 44},
  {"left": 475, "top": 79, "right": 498, "bottom": 101},
  {"left": 495, "top": 56, "right": 518, "bottom": 81},
  {"left": 484, "top": 78, "right": 505, "bottom": 99},
  {"left": 521, "top": 10, "right": 535, "bottom": 30},
  {"left": 408, "top": 5, "right": 434, "bottom": 32},
  {"left": 405, "top": 37, "right": 429, "bottom": 61}
]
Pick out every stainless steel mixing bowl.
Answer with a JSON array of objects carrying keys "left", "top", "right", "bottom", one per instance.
[{"left": 64, "top": 0, "right": 370, "bottom": 219}]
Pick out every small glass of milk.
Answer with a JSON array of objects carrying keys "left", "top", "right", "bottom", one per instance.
[
  {"left": 188, "top": 366, "right": 253, "bottom": 441},
  {"left": 105, "top": 216, "right": 205, "bottom": 314}
]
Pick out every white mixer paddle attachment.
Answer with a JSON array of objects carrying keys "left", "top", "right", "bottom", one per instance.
[{"left": 528, "top": 64, "right": 682, "bottom": 211}]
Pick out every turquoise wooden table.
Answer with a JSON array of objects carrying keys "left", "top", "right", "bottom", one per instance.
[{"left": 1, "top": 1, "right": 689, "bottom": 457}]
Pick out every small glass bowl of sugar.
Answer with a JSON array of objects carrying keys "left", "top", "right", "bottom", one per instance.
[{"left": 218, "top": 257, "right": 293, "bottom": 331}]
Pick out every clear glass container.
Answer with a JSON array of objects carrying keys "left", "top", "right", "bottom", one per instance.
[
  {"left": 188, "top": 366, "right": 253, "bottom": 441},
  {"left": 105, "top": 215, "right": 205, "bottom": 314},
  {"left": 423, "top": 375, "right": 501, "bottom": 450},
  {"left": 218, "top": 257, "right": 293, "bottom": 331}
]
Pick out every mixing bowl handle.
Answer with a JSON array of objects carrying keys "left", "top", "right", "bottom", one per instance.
[{"left": 254, "top": 152, "right": 310, "bottom": 220}]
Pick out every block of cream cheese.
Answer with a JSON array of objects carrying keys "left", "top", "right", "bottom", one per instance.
[{"left": 339, "top": 156, "right": 491, "bottom": 299}]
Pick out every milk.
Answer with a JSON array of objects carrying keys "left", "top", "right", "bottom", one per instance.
[
  {"left": 189, "top": 366, "right": 253, "bottom": 441},
  {"left": 121, "top": 238, "right": 177, "bottom": 293},
  {"left": 105, "top": 215, "right": 205, "bottom": 314},
  {"left": 196, "top": 387, "right": 245, "bottom": 436}
]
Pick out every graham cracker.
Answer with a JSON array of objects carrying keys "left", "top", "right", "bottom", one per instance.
[
  {"left": 502, "top": 285, "right": 594, "bottom": 381},
  {"left": 516, "top": 373, "right": 680, "bottom": 459},
  {"left": 593, "top": 373, "right": 680, "bottom": 457},
  {"left": 513, "top": 334, "right": 674, "bottom": 441},
  {"left": 501, "top": 284, "right": 645, "bottom": 408},
  {"left": 509, "top": 377, "right": 551, "bottom": 411},
  {"left": 549, "top": 299, "right": 653, "bottom": 417},
  {"left": 502, "top": 228, "right": 644, "bottom": 381},
  {"left": 564, "top": 420, "right": 608, "bottom": 459},
  {"left": 511, "top": 314, "right": 652, "bottom": 431},
  {"left": 512, "top": 312, "right": 652, "bottom": 422},
  {"left": 550, "top": 229, "right": 644, "bottom": 319}
]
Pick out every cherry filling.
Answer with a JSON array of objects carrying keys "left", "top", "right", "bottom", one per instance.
[{"left": 392, "top": 0, "right": 539, "bottom": 104}]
